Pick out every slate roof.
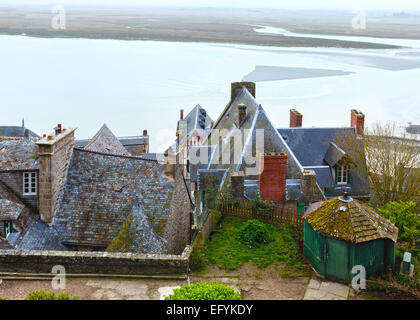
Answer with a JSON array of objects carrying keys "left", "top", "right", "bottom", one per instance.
[
  {"left": 243, "top": 179, "right": 303, "bottom": 201},
  {"left": 303, "top": 166, "right": 334, "bottom": 188},
  {"left": 0, "top": 138, "right": 39, "bottom": 171},
  {"left": 139, "top": 153, "right": 165, "bottom": 162},
  {"left": 304, "top": 197, "right": 398, "bottom": 243},
  {"left": 206, "top": 87, "right": 302, "bottom": 179},
  {"left": 0, "top": 199, "right": 25, "bottom": 220},
  {"left": 277, "top": 127, "right": 356, "bottom": 167},
  {"left": 84, "top": 124, "right": 131, "bottom": 156},
  {"left": 52, "top": 149, "right": 174, "bottom": 248},
  {"left": 7, "top": 215, "right": 67, "bottom": 251},
  {"left": 0, "top": 126, "right": 39, "bottom": 139},
  {"left": 128, "top": 198, "right": 167, "bottom": 254},
  {"left": 75, "top": 135, "right": 148, "bottom": 152},
  {"left": 184, "top": 104, "right": 213, "bottom": 135},
  {"left": 324, "top": 142, "right": 346, "bottom": 167}
]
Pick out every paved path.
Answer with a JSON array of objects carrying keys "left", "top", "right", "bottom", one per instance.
[{"left": 303, "top": 278, "right": 349, "bottom": 300}]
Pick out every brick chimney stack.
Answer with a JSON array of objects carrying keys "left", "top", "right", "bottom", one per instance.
[
  {"left": 237, "top": 104, "right": 247, "bottom": 128},
  {"left": 258, "top": 152, "right": 287, "bottom": 204},
  {"left": 290, "top": 109, "right": 303, "bottom": 128},
  {"left": 143, "top": 129, "right": 148, "bottom": 136},
  {"left": 351, "top": 109, "right": 365, "bottom": 135},
  {"left": 37, "top": 125, "right": 76, "bottom": 225},
  {"left": 180, "top": 109, "right": 184, "bottom": 120}
]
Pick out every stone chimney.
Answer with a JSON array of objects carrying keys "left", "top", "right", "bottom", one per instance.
[
  {"left": 37, "top": 125, "right": 76, "bottom": 225},
  {"left": 258, "top": 152, "right": 287, "bottom": 204},
  {"left": 351, "top": 109, "right": 365, "bottom": 135},
  {"left": 143, "top": 129, "right": 148, "bottom": 136},
  {"left": 237, "top": 104, "right": 247, "bottom": 128},
  {"left": 230, "top": 82, "right": 256, "bottom": 102},
  {"left": 290, "top": 109, "right": 303, "bottom": 128},
  {"left": 230, "top": 171, "right": 244, "bottom": 199},
  {"left": 300, "top": 170, "right": 326, "bottom": 205}
]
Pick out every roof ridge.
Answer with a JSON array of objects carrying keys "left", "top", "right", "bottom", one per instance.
[{"left": 73, "top": 147, "right": 158, "bottom": 161}]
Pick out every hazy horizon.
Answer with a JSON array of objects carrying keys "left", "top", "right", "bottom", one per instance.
[{"left": 1, "top": 0, "right": 420, "bottom": 11}]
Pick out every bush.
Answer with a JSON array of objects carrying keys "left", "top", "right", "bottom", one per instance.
[
  {"left": 26, "top": 290, "right": 79, "bottom": 300},
  {"left": 377, "top": 201, "right": 419, "bottom": 246},
  {"left": 237, "top": 219, "right": 272, "bottom": 248},
  {"left": 204, "top": 187, "right": 219, "bottom": 210},
  {"left": 250, "top": 195, "right": 275, "bottom": 216},
  {"left": 190, "top": 236, "right": 207, "bottom": 272},
  {"left": 164, "top": 282, "right": 241, "bottom": 300}
]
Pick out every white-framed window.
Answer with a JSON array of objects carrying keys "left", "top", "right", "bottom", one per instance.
[
  {"left": 336, "top": 164, "right": 350, "bottom": 184},
  {"left": 4, "top": 221, "right": 12, "bottom": 238},
  {"left": 23, "top": 172, "right": 37, "bottom": 195}
]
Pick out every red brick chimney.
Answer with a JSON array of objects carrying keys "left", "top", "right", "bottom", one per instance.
[
  {"left": 290, "top": 109, "right": 302, "bottom": 128},
  {"left": 351, "top": 109, "right": 365, "bottom": 135},
  {"left": 180, "top": 109, "right": 184, "bottom": 120},
  {"left": 258, "top": 152, "right": 287, "bottom": 204},
  {"left": 237, "top": 104, "right": 247, "bottom": 128}
]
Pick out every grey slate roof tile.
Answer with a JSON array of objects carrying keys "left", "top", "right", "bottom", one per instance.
[
  {"left": 129, "top": 198, "right": 167, "bottom": 254},
  {"left": 0, "top": 138, "right": 39, "bottom": 171},
  {"left": 52, "top": 149, "right": 174, "bottom": 247},
  {"left": 84, "top": 124, "right": 131, "bottom": 156},
  {"left": 0, "top": 199, "right": 25, "bottom": 220},
  {"left": 0, "top": 126, "right": 40, "bottom": 139}
]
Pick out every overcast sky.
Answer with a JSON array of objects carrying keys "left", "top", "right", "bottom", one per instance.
[{"left": 1, "top": 0, "right": 420, "bottom": 11}]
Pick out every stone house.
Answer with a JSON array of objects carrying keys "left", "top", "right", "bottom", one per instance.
[
  {"left": 0, "top": 124, "right": 192, "bottom": 254},
  {"left": 166, "top": 82, "right": 370, "bottom": 223}
]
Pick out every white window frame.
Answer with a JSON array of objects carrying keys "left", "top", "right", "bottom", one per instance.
[
  {"left": 23, "top": 171, "right": 37, "bottom": 196},
  {"left": 337, "top": 164, "right": 350, "bottom": 185},
  {"left": 4, "top": 221, "right": 12, "bottom": 238}
]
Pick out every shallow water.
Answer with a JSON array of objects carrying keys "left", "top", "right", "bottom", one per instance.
[{"left": 0, "top": 34, "right": 419, "bottom": 152}]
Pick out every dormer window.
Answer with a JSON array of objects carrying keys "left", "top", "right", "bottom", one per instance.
[
  {"left": 336, "top": 164, "right": 350, "bottom": 184},
  {"left": 23, "top": 172, "right": 37, "bottom": 195}
]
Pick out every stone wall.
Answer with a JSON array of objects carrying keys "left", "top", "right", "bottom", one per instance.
[
  {"left": 0, "top": 245, "right": 192, "bottom": 276},
  {"left": 300, "top": 170, "right": 326, "bottom": 205},
  {"left": 164, "top": 165, "right": 193, "bottom": 255},
  {"left": 37, "top": 128, "right": 75, "bottom": 224}
]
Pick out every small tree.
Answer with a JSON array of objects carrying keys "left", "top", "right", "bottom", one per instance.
[
  {"left": 376, "top": 201, "right": 419, "bottom": 249},
  {"left": 334, "top": 122, "right": 420, "bottom": 208}
]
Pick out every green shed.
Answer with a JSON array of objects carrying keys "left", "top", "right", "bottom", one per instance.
[{"left": 303, "top": 195, "right": 398, "bottom": 284}]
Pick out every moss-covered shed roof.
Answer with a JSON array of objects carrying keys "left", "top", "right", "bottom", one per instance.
[{"left": 304, "top": 197, "right": 398, "bottom": 243}]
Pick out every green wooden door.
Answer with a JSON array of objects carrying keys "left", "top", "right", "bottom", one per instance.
[{"left": 325, "top": 237, "right": 349, "bottom": 282}]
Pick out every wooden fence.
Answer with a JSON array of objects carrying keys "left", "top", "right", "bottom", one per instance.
[{"left": 217, "top": 198, "right": 305, "bottom": 228}]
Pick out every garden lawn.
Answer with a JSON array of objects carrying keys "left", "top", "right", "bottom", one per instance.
[{"left": 205, "top": 216, "right": 309, "bottom": 276}]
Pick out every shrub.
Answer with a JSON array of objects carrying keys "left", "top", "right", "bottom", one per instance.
[
  {"left": 377, "top": 201, "right": 419, "bottom": 245},
  {"left": 26, "top": 290, "right": 79, "bottom": 300},
  {"left": 190, "top": 236, "right": 207, "bottom": 272},
  {"left": 204, "top": 187, "right": 219, "bottom": 210},
  {"left": 250, "top": 195, "right": 275, "bottom": 216},
  {"left": 237, "top": 219, "right": 272, "bottom": 248},
  {"left": 164, "top": 282, "right": 241, "bottom": 300}
]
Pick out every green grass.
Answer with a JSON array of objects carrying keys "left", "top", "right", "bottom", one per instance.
[{"left": 205, "top": 216, "right": 309, "bottom": 276}]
